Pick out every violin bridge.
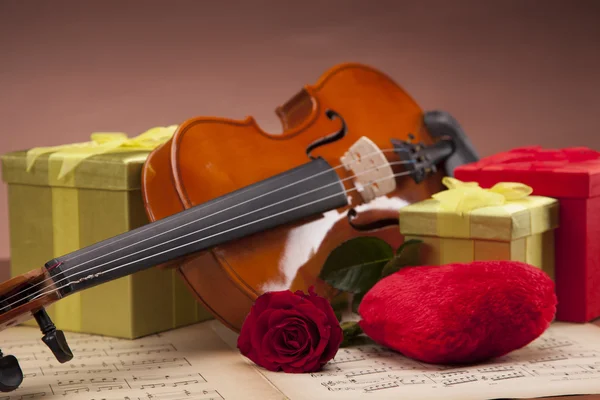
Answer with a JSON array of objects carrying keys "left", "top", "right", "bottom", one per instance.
[{"left": 340, "top": 136, "right": 397, "bottom": 203}]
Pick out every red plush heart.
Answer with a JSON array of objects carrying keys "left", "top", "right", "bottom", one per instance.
[{"left": 358, "top": 260, "right": 557, "bottom": 364}]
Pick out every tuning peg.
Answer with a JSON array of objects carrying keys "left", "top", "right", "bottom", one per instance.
[
  {"left": 33, "top": 308, "right": 73, "bottom": 363},
  {"left": 392, "top": 137, "right": 454, "bottom": 183},
  {"left": 0, "top": 351, "right": 23, "bottom": 392}
]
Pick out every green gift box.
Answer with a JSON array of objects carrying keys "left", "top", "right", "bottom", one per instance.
[{"left": 1, "top": 129, "right": 213, "bottom": 339}]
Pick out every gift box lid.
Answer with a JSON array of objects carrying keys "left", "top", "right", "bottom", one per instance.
[
  {"left": 1, "top": 127, "right": 176, "bottom": 191},
  {"left": 399, "top": 195, "right": 559, "bottom": 241},
  {"left": 1, "top": 150, "right": 152, "bottom": 191},
  {"left": 454, "top": 146, "right": 600, "bottom": 199}
]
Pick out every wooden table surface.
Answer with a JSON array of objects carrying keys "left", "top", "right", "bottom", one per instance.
[{"left": 0, "top": 259, "right": 598, "bottom": 399}]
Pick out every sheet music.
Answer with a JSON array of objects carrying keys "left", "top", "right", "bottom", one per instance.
[
  {"left": 217, "top": 322, "right": 600, "bottom": 400},
  {"left": 6, "top": 320, "right": 600, "bottom": 400},
  {"left": 0, "top": 323, "right": 284, "bottom": 400}
]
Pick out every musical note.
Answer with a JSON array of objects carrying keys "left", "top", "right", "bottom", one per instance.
[
  {"left": 441, "top": 375, "right": 478, "bottom": 386},
  {"left": 488, "top": 371, "right": 527, "bottom": 381},
  {"left": 118, "top": 358, "right": 191, "bottom": 371},
  {"left": 139, "top": 389, "right": 223, "bottom": 400},
  {"left": 536, "top": 338, "right": 574, "bottom": 350},
  {"left": 528, "top": 354, "right": 570, "bottom": 363},
  {"left": 363, "top": 381, "right": 400, "bottom": 392},
  {"left": 565, "top": 351, "right": 599, "bottom": 358},
  {"left": 345, "top": 368, "right": 387, "bottom": 378},
  {"left": 476, "top": 366, "right": 516, "bottom": 373},
  {"left": 328, "top": 355, "right": 365, "bottom": 364},
  {"left": 130, "top": 374, "right": 205, "bottom": 383},
  {"left": 310, "top": 367, "right": 342, "bottom": 378}
]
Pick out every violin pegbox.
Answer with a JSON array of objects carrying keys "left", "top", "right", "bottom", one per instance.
[{"left": 340, "top": 136, "right": 397, "bottom": 203}]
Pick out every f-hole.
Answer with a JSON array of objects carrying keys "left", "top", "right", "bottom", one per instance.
[{"left": 306, "top": 109, "right": 347, "bottom": 159}]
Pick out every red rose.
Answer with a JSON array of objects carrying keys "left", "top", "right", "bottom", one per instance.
[{"left": 237, "top": 287, "right": 343, "bottom": 373}]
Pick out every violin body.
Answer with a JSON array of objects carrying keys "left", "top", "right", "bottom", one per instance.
[{"left": 141, "top": 63, "right": 448, "bottom": 331}]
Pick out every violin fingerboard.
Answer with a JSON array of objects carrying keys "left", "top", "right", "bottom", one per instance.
[{"left": 44, "top": 157, "right": 348, "bottom": 295}]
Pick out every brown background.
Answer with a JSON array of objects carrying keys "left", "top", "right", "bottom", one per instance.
[{"left": 1, "top": 0, "right": 599, "bottom": 265}]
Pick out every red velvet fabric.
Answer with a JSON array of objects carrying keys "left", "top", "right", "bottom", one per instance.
[{"left": 358, "top": 261, "right": 556, "bottom": 365}]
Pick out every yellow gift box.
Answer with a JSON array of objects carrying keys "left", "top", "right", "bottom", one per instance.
[
  {"left": 1, "top": 128, "right": 213, "bottom": 339},
  {"left": 398, "top": 177, "right": 559, "bottom": 278}
]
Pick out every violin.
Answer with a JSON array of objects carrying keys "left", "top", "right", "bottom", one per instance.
[{"left": 0, "top": 62, "right": 478, "bottom": 392}]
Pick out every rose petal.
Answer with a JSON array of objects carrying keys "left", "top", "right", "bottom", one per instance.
[
  {"left": 292, "top": 352, "right": 322, "bottom": 372},
  {"left": 287, "top": 323, "right": 321, "bottom": 368},
  {"left": 294, "top": 303, "right": 329, "bottom": 330},
  {"left": 276, "top": 325, "right": 301, "bottom": 351},
  {"left": 320, "top": 323, "right": 343, "bottom": 364},
  {"left": 250, "top": 309, "right": 275, "bottom": 354},
  {"left": 283, "top": 325, "right": 305, "bottom": 350},
  {"left": 237, "top": 324, "right": 253, "bottom": 355},
  {"left": 302, "top": 289, "right": 343, "bottom": 365},
  {"left": 286, "top": 302, "right": 336, "bottom": 368},
  {"left": 306, "top": 292, "right": 343, "bottom": 331},
  {"left": 266, "top": 290, "right": 304, "bottom": 310},
  {"left": 268, "top": 309, "right": 299, "bottom": 329},
  {"left": 273, "top": 326, "right": 296, "bottom": 355},
  {"left": 237, "top": 298, "right": 264, "bottom": 356},
  {"left": 294, "top": 304, "right": 330, "bottom": 354},
  {"left": 258, "top": 331, "right": 284, "bottom": 371},
  {"left": 274, "top": 324, "right": 311, "bottom": 361},
  {"left": 284, "top": 329, "right": 298, "bottom": 345},
  {"left": 277, "top": 329, "right": 299, "bottom": 354},
  {"left": 280, "top": 322, "right": 307, "bottom": 351},
  {"left": 262, "top": 325, "right": 308, "bottom": 367}
]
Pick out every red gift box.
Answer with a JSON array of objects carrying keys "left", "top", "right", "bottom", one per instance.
[{"left": 455, "top": 146, "right": 600, "bottom": 323}]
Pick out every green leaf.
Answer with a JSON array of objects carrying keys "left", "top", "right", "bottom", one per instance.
[
  {"left": 319, "top": 237, "right": 394, "bottom": 294},
  {"left": 380, "top": 239, "right": 423, "bottom": 278},
  {"left": 340, "top": 321, "right": 364, "bottom": 347},
  {"left": 351, "top": 292, "right": 366, "bottom": 315}
]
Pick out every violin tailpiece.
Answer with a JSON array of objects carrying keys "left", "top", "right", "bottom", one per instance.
[{"left": 340, "top": 136, "right": 397, "bottom": 203}]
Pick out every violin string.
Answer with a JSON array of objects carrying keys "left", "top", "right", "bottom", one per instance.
[
  {"left": 53, "top": 159, "right": 411, "bottom": 291},
  {"left": 9, "top": 161, "right": 411, "bottom": 308},
  {"left": 1, "top": 154, "right": 414, "bottom": 312},
  {"left": 0, "top": 148, "right": 410, "bottom": 306},
  {"left": 24, "top": 168, "right": 415, "bottom": 306},
  {"left": 0, "top": 149, "right": 414, "bottom": 311},
  {"left": 62, "top": 147, "right": 403, "bottom": 264}
]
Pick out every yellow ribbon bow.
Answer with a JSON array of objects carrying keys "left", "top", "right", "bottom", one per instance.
[
  {"left": 25, "top": 125, "right": 177, "bottom": 180},
  {"left": 432, "top": 177, "right": 533, "bottom": 213}
]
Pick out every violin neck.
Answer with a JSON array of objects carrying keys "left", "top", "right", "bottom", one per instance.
[{"left": 44, "top": 158, "right": 348, "bottom": 297}]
